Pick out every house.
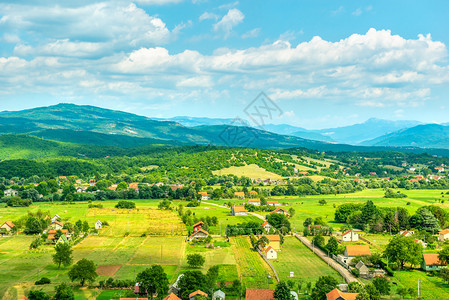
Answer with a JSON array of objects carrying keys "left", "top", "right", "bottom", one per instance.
[
  {"left": 76, "top": 187, "right": 86, "bottom": 193},
  {"left": 261, "top": 221, "right": 272, "bottom": 233},
  {"left": 439, "top": 229, "right": 449, "bottom": 242},
  {"left": 326, "top": 288, "right": 359, "bottom": 300},
  {"left": 341, "top": 230, "right": 358, "bottom": 242},
  {"left": 50, "top": 221, "right": 63, "bottom": 230},
  {"left": 51, "top": 214, "right": 61, "bottom": 223},
  {"left": 399, "top": 230, "right": 415, "bottom": 237},
  {"left": 269, "top": 208, "right": 290, "bottom": 216},
  {"left": 402, "top": 162, "right": 407, "bottom": 167},
  {"left": 163, "top": 293, "right": 181, "bottom": 300},
  {"left": 234, "top": 191, "right": 245, "bottom": 199},
  {"left": 170, "top": 186, "right": 183, "bottom": 192},
  {"left": 435, "top": 167, "right": 445, "bottom": 173},
  {"left": 258, "top": 235, "right": 281, "bottom": 251},
  {"left": 198, "top": 192, "right": 209, "bottom": 201},
  {"left": 231, "top": 205, "right": 248, "bottom": 216},
  {"left": 263, "top": 246, "right": 277, "bottom": 259},
  {"left": 213, "top": 290, "right": 225, "bottom": 300},
  {"left": 188, "top": 229, "right": 209, "bottom": 241},
  {"left": 245, "top": 289, "right": 274, "bottom": 300},
  {"left": 0, "top": 221, "right": 16, "bottom": 232},
  {"left": 409, "top": 167, "right": 416, "bottom": 172},
  {"left": 267, "top": 201, "right": 281, "bottom": 207},
  {"left": 57, "top": 234, "right": 69, "bottom": 244},
  {"left": 249, "top": 190, "right": 258, "bottom": 196},
  {"left": 248, "top": 199, "right": 261, "bottom": 206},
  {"left": 193, "top": 221, "right": 204, "bottom": 232},
  {"left": 422, "top": 253, "right": 446, "bottom": 271},
  {"left": 128, "top": 182, "right": 139, "bottom": 190},
  {"left": 95, "top": 220, "right": 102, "bottom": 229},
  {"left": 344, "top": 245, "right": 371, "bottom": 257},
  {"left": 108, "top": 184, "right": 118, "bottom": 191},
  {"left": 3, "top": 188, "right": 18, "bottom": 197},
  {"left": 355, "top": 261, "right": 370, "bottom": 278},
  {"left": 189, "top": 290, "right": 208, "bottom": 300},
  {"left": 414, "top": 239, "right": 427, "bottom": 248}
]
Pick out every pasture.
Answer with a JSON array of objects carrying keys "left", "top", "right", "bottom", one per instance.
[
  {"left": 212, "top": 164, "right": 283, "bottom": 180},
  {"left": 272, "top": 236, "right": 343, "bottom": 284}
]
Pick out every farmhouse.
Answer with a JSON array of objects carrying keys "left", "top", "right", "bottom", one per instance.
[
  {"left": 249, "top": 190, "right": 258, "bottom": 196},
  {"left": 355, "top": 261, "right": 370, "bottom": 278},
  {"left": 51, "top": 214, "right": 61, "bottom": 223},
  {"left": 261, "top": 221, "right": 272, "bottom": 233},
  {"left": 234, "top": 191, "right": 245, "bottom": 199},
  {"left": 269, "top": 208, "right": 289, "bottom": 216},
  {"left": 248, "top": 199, "right": 261, "bottom": 206},
  {"left": 341, "top": 230, "right": 358, "bottom": 242},
  {"left": 245, "top": 289, "right": 274, "bottom": 300},
  {"left": 189, "top": 290, "right": 208, "bottom": 300},
  {"left": 399, "top": 230, "right": 415, "bottom": 237},
  {"left": 439, "top": 229, "right": 449, "bottom": 242},
  {"left": 258, "top": 235, "right": 281, "bottom": 251},
  {"left": 163, "top": 293, "right": 181, "bottom": 300},
  {"left": 128, "top": 182, "right": 139, "bottom": 190},
  {"left": 409, "top": 166, "right": 416, "bottom": 172},
  {"left": 108, "top": 184, "right": 118, "bottom": 191},
  {"left": 198, "top": 192, "right": 209, "bottom": 201},
  {"left": 193, "top": 221, "right": 204, "bottom": 232},
  {"left": 326, "top": 288, "right": 359, "bottom": 300},
  {"left": 231, "top": 205, "right": 248, "bottom": 216},
  {"left": 267, "top": 200, "right": 281, "bottom": 207},
  {"left": 422, "top": 253, "right": 446, "bottom": 271},
  {"left": 338, "top": 245, "right": 371, "bottom": 265},
  {"left": 3, "top": 188, "right": 18, "bottom": 197},
  {"left": 263, "top": 246, "right": 277, "bottom": 259},
  {"left": 76, "top": 187, "right": 86, "bottom": 193},
  {"left": 95, "top": 220, "right": 102, "bottom": 229},
  {"left": 213, "top": 290, "right": 226, "bottom": 300},
  {"left": 0, "top": 221, "right": 16, "bottom": 232},
  {"left": 188, "top": 229, "right": 209, "bottom": 241},
  {"left": 50, "top": 221, "right": 63, "bottom": 230}
]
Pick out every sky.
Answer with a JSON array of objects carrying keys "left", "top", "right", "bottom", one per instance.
[{"left": 0, "top": 0, "right": 449, "bottom": 129}]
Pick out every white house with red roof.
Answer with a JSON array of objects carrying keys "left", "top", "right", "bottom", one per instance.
[
  {"left": 264, "top": 246, "right": 277, "bottom": 259},
  {"left": 0, "top": 221, "right": 16, "bottom": 232},
  {"left": 341, "top": 230, "right": 358, "bottom": 242},
  {"left": 261, "top": 221, "right": 273, "bottom": 233},
  {"left": 399, "top": 230, "right": 415, "bottom": 237},
  {"left": 188, "top": 229, "right": 209, "bottom": 242},
  {"left": 409, "top": 166, "right": 416, "bottom": 172},
  {"left": 439, "top": 229, "right": 449, "bottom": 242}
]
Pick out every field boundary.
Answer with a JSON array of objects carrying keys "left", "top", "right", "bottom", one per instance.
[{"left": 256, "top": 248, "right": 279, "bottom": 283}]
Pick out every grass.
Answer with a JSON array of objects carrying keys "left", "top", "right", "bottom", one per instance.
[
  {"left": 230, "top": 236, "right": 275, "bottom": 289},
  {"left": 212, "top": 164, "right": 283, "bottom": 180},
  {"left": 394, "top": 270, "right": 449, "bottom": 299},
  {"left": 272, "top": 237, "right": 344, "bottom": 284}
]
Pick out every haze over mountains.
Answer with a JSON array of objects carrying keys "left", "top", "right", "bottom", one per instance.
[{"left": 0, "top": 104, "right": 448, "bottom": 155}]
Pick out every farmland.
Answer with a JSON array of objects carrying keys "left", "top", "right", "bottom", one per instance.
[{"left": 212, "top": 164, "right": 283, "bottom": 180}]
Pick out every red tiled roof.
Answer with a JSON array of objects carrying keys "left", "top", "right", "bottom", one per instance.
[
  {"left": 52, "top": 221, "right": 63, "bottom": 226},
  {"left": 189, "top": 228, "right": 209, "bottom": 238},
  {"left": 3, "top": 221, "right": 15, "bottom": 228},
  {"left": 128, "top": 182, "right": 139, "bottom": 189},
  {"left": 261, "top": 221, "right": 269, "bottom": 226},
  {"left": 345, "top": 245, "right": 371, "bottom": 256},
  {"left": 232, "top": 205, "right": 248, "bottom": 213},
  {"left": 198, "top": 191, "right": 208, "bottom": 196},
  {"left": 163, "top": 293, "right": 181, "bottom": 300},
  {"left": 189, "top": 290, "right": 208, "bottom": 298},
  {"left": 342, "top": 230, "right": 352, "bottom": 236},
  {"left": 270, "top": 208, "right": 288, "bottom": 214},
  {"left": 264, "top": 246, "right": 276, "bottom": 254},
  {"left": 234, "top": 192, "right": 245, "bottom": 197},
  {"left": 267, "top": 201, "right": 278, "bottom": 204},
  {"left": 245, "top": 289, "right": 274, "bottom": 300},
  {"left": 193, "top": 221, "right": 204, "bottom": 228},
  {"left": 249, "top": 191, "right": 257, "bottom": 194},
  {"left": 440, "top": 229, "right": 449, "bottom": 235},
  {"left": 423, "top": 254, "right": 446, "bottom": 266},
  {"left": 326, "top": 288, "right": 359, "bottom": 300}
]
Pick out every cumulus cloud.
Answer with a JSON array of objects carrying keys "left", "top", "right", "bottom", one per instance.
[
  {"left": 242, "top": 28, "right": 260, "bottom": 39},
  {"left": 199, "top": 12, "right": 219, "bottom": 21},
  {"left": 213, "top": 8, "right": 244, "bottom": 38}
]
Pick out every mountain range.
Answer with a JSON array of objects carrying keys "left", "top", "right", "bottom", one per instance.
[{"left": 0, "top": 103, "right": 448, "bottom": 157}]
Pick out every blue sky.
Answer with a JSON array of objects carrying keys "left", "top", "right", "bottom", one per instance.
[{"left": 1, "top": 0, "right": 448, "bottom": 129}]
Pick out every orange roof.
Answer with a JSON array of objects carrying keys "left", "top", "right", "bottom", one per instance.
[
  {"left": 189, "top": 290, "right": 208, "bottom": 298},
  {"left": 52, "top": 221, "right": 63, "bottom": 226},
  {"left": 48, "top": 229, "right": 68, "bottom": 234},
  {"left": 345, "top": 245, "right": 371, "bottom": 256},
  {"left": 342, "top": 230, "right": 352, "bottom": 236},
  {"left": 120, "top": 298, "right": 148, "bottom": 300},
  {"left": 440, "top": 229, "right": 449, "bottom": 235},
  {"left": 128, "top": 182, "right": 139, "bottom": 189},
  {"left": 270, "top": 208, "right": 288, "bottom": 214},
  {"left": 232, "top": 205, "right": 248, "bottom": 213},
  {"left": 163, "top": 293, "right": 181, "bottom": 300},
  {"left": 193, "top": 221, "right": 204, "bottom": 228},
  {"left": 261, "top": 221, "right": 269, "bottom": 226},
  {"left": 3, "top": 221, "right": 15, "bottom": 228},
  {"left": 326, "top": 288, "right": 359, "bottom": 300},
  {"left": 249, "top": 190, "right": 258, "bottom": 194},
  {"left": 264, "top": 246, "right": 276, "bottom": 254},
  {"left": 198, "top": 191, "right": 208, "bottom": 196},
  {"left": 423, "top": 254, "right": 446, "bottom": 266},
  {"left": 248, "top": 199, "right": 260, "bottom": 202},
  {"left": 258, "top": 234, "right": 280, "bottom": 242},
  {"left": 234, "top": 191, "right": 245, "bottom": 196},
  {"left": 245, "top": 289, "right": 274, "bottom": 300},
  {"left": 267, "top": 201, "right": 278, "bottom": 204},
  {"left": 47, "top": 234, "right": 56, "bottom": 240}
]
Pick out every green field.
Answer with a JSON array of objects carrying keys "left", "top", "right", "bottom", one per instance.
[
  {"left": 212, "top": 164, "right": 283, "bottom": 179},
  {"left": 272, "top": 236, "right": 344, "bottom": 284},
  {"left": 394, "top": 270, "right": 449, "bottom": 299}
]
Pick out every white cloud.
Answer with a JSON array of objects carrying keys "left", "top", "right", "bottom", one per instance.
[
  {"left": 177, "top": 75, "right": 213, "bottom": 87},
  {"left": 352, "top": 8, "right": 363, "bottom": 16},
  {"left": 199, "top": 12, "right": 219, "bottom": 21},
  {"left": 134, "top": 0, "right": 184, "bottom": 4},
  {"left": 213, "top": 8, "right": 244, "bottom": 38},
  {"left": 242, "top": 28, "right": 260, "bottom": 39}
]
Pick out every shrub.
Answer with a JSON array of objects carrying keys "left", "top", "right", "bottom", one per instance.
[
  {"left": 35, "top": 277, "right": 51, "bottom": 285},
  {"left": 115, "top": 200, "right": 136, "bottom": 209}
]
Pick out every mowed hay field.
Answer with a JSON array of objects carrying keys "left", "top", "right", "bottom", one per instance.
[
  {"left": 212, "top": 164, "right": 283, "bottom": 180},
  {"left": 230, "top": 236, "right": 275, "bottom": 289},
  {"left": 272, "top": 237, "right": 343, "bottom": 284}
]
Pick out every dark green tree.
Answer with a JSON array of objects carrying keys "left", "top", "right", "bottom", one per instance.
[
  {"left": 178, "top": 270, "right": 207, "bottom": 299},
  {"left": 53, "top": 243, "right": 73, "bottom": 269},
  {"left": 53, "top": 282, "right": 75, "bottom": 300},
  {"left": 274, "top": 281, "right": 292, "bottom": 300},
  {"left": 136, "top": 265, "right": 169, "bottom": 299},
  {"left": 325, "top": 237, "right": 339, "bottom": 255},
  {"left": 187, "top": 254, "right": 205, "bottom": 268},
  {"left": 372, "top": 277, "right": 390, "bottom": 295},
  {"left": 311, "top": 276, "right": 338, "bottom": 300},
  {"left": 68, "top": 259, "right": 97, "bottom": 286},
  {"left": 28, "top": 289, "right": 50, "bottom": 300},
  {"left": 384, "top": 235, "right": 423, "bottom": 269}
]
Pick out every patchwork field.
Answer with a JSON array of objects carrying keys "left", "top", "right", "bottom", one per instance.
[{"left": 212, "top": 164, "right": 283, "bottom": 179}]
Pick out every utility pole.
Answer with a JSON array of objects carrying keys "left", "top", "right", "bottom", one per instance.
[
  {"left": 418, "top": 279, "right": 420, "bottom": 298},
  {"left": 126, "top": 215, "right": 129, "bottom": 233}
]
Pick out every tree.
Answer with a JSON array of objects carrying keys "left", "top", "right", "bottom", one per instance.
[
  {"left": 303, "top": 218, "right": 313, "bottom": 228},
  {"left": 82, "top": 221, "right": 90, "bottom": 233},
  {"left": 136, "top": 265, "right": 169, "bottom": 298},
  {"left": 319, "top": 199, "right": 327, "bottom": 206},
  {"left": 372, "top": 277, "right": 390, "bottom": 295},
  {"left": 68, "top": 259, "right": 97, "bottom": 286},
  {"left": 178, "top": 270, "right": 207, "bottom": 299},
  {"left": 288, "top": 207, "right": 296, "bottom": 217},
  {"left": 312, "top": 235, "right": 325, "bottom": 249},
  {"left": 439, "top": 245, "right": 449, "bottom": 265},
  {"left": 274, "top": 281, "right": 292, "bottom": 300},
  {"left": 267, "top": 213, "right": 291, "bottom": 232},
  {"left": 256, "top": 236, "right": 270, "bottom": 249},
  {"left": 24, "top": 217, "right": 43, "bottom": 235},
  {"left": 187, "top": 254, "right": 205, "bottom": 268},
  {"left": 206, "top": 266, "right": 220, "bottom": 293},
  {"left": 384, "top": 235, "right": 423, "bottom": 269},
  {"left": 53, "top": 243, "right": 73, "bottom": 269},
  {"left": 53, "top": 282, "right": 75, "bottom": 300},
  {"left": 360, "top": 200, "right": 377, "bottom": 225},
  {"left": 28, "top": 289, "right": 50, "bottom": 300},
  {"left": 325, "top": 237, "right": 339, "bottom": 256},
  {"left": 311, "top": 276, "right": 338, "bottom": 300},
  {"left": 440, "top": 268, "right": 449, "bottom": 284}
]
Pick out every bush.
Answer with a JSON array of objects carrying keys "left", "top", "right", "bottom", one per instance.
[
  {"left": 115, "top": 200, "right": 136, "bottom": 209},
  {"left": 35, "top": 277, "right": 51, "bottom": 285},
  {"left": 385, "top": 266, "right": 394, "bottom": 276}
]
